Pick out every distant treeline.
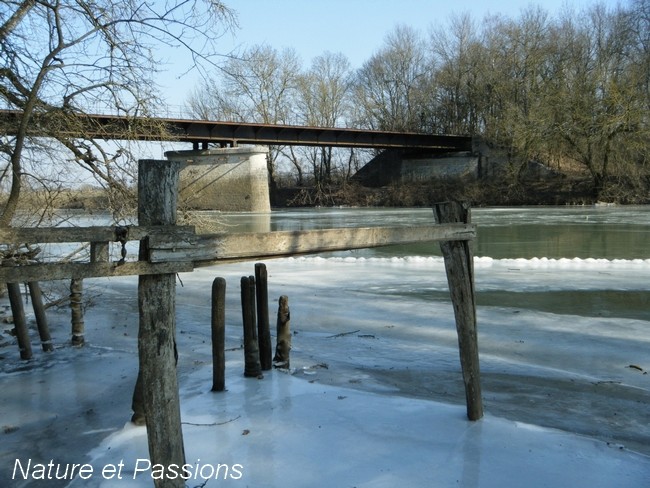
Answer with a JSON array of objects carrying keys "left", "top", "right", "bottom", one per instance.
[{"left": 189, "top": 0, "right": 649, "bottom": 202}]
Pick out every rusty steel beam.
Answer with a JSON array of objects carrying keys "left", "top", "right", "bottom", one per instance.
[{"left": 0, "top": 109, "right": 473, "bottom": 151}]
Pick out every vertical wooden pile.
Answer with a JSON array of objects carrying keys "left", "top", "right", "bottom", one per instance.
[
  {"left": 70, "top": 278, "right": 84, "bottom": 346},
  {"left": 7, "top": 283, "right": 31, "bottom": 359},
  {"left": 28, "top": 282, "right": 52, "bottom": 352},
  {"left": 255, "top": 263, "right": 272, "bottom": 371},
  {"left": 211, "top": 277, "right": 226, "bottom": 392},
  {"left": 434, "top": 201, "right": 483, "bottom": 421},
  {"left": 274, "top": 295, "right": 291, "bottom": 368},
  {"left": 136, "top": 159, "right": 186, "bottom": 487},
  {"left": 241, "top": 275, "right": 262, "bottom": 378},
  {"left": 5, "top": 279, "right": 52, "bottom": 358}
]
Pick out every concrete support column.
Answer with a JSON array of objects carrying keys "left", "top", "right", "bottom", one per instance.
[{"left": 165, "top": 146, "right": 270, "bottom": 212}]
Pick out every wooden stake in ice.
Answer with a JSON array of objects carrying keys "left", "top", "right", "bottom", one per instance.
[{"left": 434, "top": 201, "right": 483, "bottom": 421}]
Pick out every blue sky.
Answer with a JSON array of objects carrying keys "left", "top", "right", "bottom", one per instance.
[
  {"left": 160, "top": 0, "right": 622, "bottom": 110},
  {"left": 225, "top": 0, "right": 614, "bottom": 67}
]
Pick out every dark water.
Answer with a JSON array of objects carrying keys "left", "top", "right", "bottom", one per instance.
[
  {"left": 199, "top": 205, "right": 650, "bottom": 321},
  {"left": 200, "top": 205, "right": 650, "bottom": 260}
]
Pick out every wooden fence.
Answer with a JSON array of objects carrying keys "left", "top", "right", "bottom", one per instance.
[{"left": 1, "top": 159, "right": 482, "bottom": 488}]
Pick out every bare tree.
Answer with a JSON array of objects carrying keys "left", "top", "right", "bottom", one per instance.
[
  {"left": 353, "top": 25, "right": 430, "bottom": 132},
  {"left": 471, "top": 7, "right": 554, "bottom": 177},
  {"left": 187, "top": 43, "right": 301, "bottom": 191},
  {"left": 542, "top": 3, "right": 649, "bottom": 196},
  {"left": 1, "top": 0, "right": 237, "bottom": 225},
  {"left": 427, "top": 12, "right": 490, "bottom": 136},
  {"left": 294, "top": 51, "right": 354, "bottom": 184}
]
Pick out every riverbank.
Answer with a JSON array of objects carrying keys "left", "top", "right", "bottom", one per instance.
[
  {"left": 6, "top": 173, "right": 648, "bottom": 217},
  {"left": 274, "top": 177, "right": 647, "bottom": 208}
]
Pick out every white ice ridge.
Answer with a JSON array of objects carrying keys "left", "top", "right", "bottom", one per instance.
[
  {"left": 474, "top": 256, "right": 650, "bottom": 269},
  {"left": 285, "top": 255, "right": 650, "bottom": 269}
]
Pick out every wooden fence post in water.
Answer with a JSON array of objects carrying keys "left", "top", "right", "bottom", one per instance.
[
  {"left": 135, "top": 159, "right": 186, "bottom": 487},
  {"left": 255, "top": 263, "right": 272, "bottom": 370},
  {"left": 7, "top": 282, "right": 32, "bottom": 360},
  {"left": 241, "top": 276, "right": 262, "bottom": 378},
  {"left": 273, "top": 295, "right": 291, "bottom": 369},
  {"left": 28, "top": 282, "right": 52, "bottom": 352},
  {"left": 433, "top": 201, "right": 483, "bottom": 421},
  {"left": 70, "top": 278, "right": 84, "bottom": 346},
  {"left": 211, "top": 277, "right": 226, "bottom": 392}
]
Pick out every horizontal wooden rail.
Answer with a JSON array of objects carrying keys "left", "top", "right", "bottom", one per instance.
[
  {"left": 0, "top": 261, "right": 194, "bottom": 282},
  {"left": 1, "top": 223, "right": 475, "bottom": 282},
  {"left": 0, "top": 225, "right": 195, "bottom": 245},
  {"left": 149, "top": 224, "right": 476, "bottom": 264}
]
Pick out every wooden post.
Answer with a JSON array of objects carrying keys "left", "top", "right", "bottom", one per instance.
[
  {"left": 211, "top": 277, "right": 226, "bottom": 392},
  {"left": 70, "top": 278, "right": 84, "bottom": 346},
  {"left": 90, "top": 241, "right": 109, "bottom": 263},
  {"left": 7, "top": 282, "right": 32, "bottom": 360},
  {"left": 273, "top": 295, "right": 291, "bottom": 369},
  {"left": 241, "top": 276, "right": 262, "bottom": 378},
  {"left": 135, "top": 159, "right": 186, "bottom": 487},
  {"left": 28, "top": 282, "right": 52, "bottom": 352},
  {"left": 255, "top": 263, "right": 272, "bottom": 370},
  {"left": 433, "top": 201, "right": 483, "bottom": 421}
]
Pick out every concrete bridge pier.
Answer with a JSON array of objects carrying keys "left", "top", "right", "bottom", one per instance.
[{"left": 165, "top": 146, "right": 270, "bottom": 212}]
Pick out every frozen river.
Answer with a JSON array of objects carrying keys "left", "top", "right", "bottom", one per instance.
[{"left": 1, "top": 205, "right": 649, "bottom": 487}]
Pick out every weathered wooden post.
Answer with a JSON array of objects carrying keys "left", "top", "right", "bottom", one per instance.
[
  {"left": 28, "top": 282, "right": 52, "bottom": 352},
  {"left": 135, "top": 159, "right": 186, "bottom": 487},
  {"left": 70, "top": 278, "right": 84, "bottom": 346},
  {"left": 7, "top": 282, "right": 32, "bottom": 360},
  {"left": 241, "top": 275, "right": 262, "bottom": 378},
  {"left": 273, "top": 295, "right": 291, "bottom": 369},
  {"left": 254, "top": 263, "right": 272, "bottom": 370},
  {"left": 433, "top": 201, "right": 483, "bottom": 421},
  {"left": 211, "top": 277, "right": 226, "bottom": 392}
]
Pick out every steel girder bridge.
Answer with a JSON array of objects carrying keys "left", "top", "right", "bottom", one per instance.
[{"left": 0, "top": 109, "right": 473, "bottom": 152}]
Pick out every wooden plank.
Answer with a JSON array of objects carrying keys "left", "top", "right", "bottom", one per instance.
[
  {"left": 148, "top": 223, "right": 475, "bottom": 263},
  {"left": 0, "top": 225, "right": 195, "bottom": 245},
  {"left": 0, "top": 261, "right": 193, "bottom": 282}
]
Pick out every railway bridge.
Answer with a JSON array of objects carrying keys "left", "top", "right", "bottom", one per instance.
[{"left": 0, "top": 110, "right": 477, "bottom": 211}]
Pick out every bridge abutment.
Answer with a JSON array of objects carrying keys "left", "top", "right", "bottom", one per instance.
[{"left": 165, "top": 146, "right": 271, "bottom": 212}]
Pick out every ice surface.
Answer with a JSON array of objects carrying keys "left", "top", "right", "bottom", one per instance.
[{"left": 2, "top": 207, "right": 650, "bottom": 487}]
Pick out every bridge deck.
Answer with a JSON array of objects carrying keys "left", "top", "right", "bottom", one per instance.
[{"left": 0, "top": 109, "right": 472, "bottom": 151}]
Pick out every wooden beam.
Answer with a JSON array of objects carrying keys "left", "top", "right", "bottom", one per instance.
[
  {"left": 2, "top": 223, "right": 473, "bottom": 281},
  {"left": 0, "top": 225, "right": 195, "bottom": 245},
  {"left": 148, "top": 223, "right": 476, "bottom": 264},
  {"left": 0, "top": 261, "right": 193, "bottom": 282}
]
